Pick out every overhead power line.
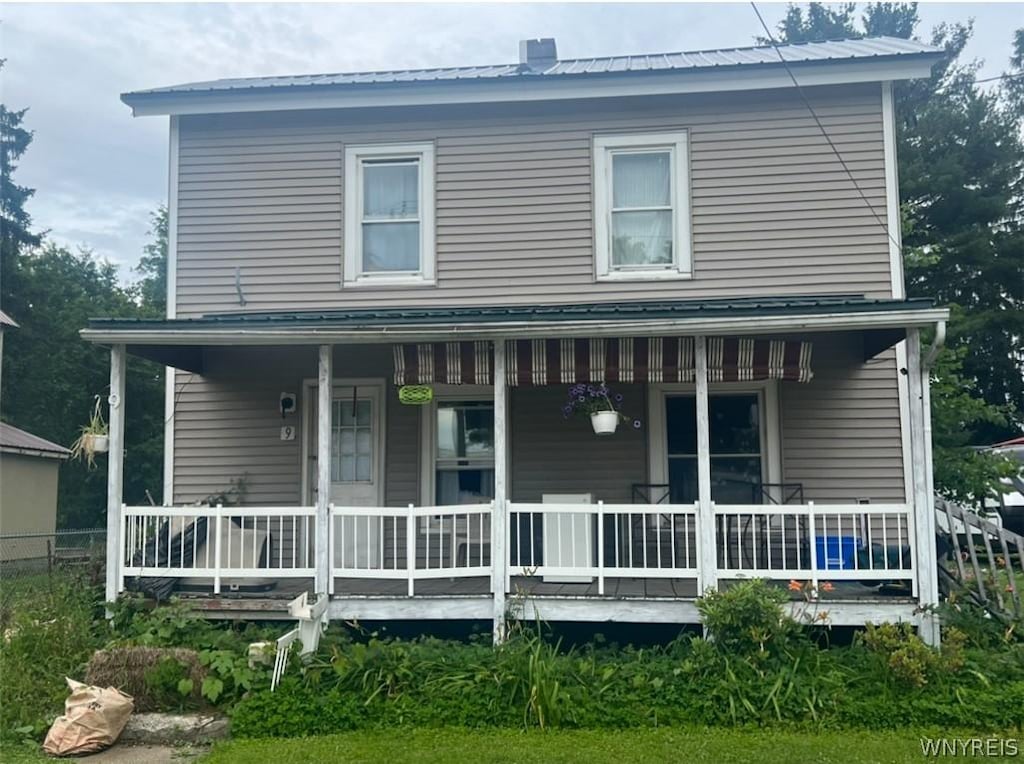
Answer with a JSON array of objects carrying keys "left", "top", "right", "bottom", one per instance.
[{"left": 749, "top": 2, "right": 904, "bottom": 256}]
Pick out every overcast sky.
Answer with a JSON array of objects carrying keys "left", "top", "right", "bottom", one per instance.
[{"left": 2, "top": 1, "right": 1021, "bottom": 280}]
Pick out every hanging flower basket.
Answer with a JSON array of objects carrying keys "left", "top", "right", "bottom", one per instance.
[
  {"left": 590, "top": 410, "right": 620, "bottom": 435},
  {"left": 70, "top": 396, "right": 109, "bottom": 469},
  {"left": 560, "top": 383, "right": 641, "bottom": 436},
  {"left": 82, "top": 433, "right": 109, "bottom": 454}
]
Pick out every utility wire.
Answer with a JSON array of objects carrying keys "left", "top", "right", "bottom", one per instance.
[
  {"left": 749, "top": 2, "right": 904, "bottom": 256},
  {"left": 975, "top": 72, "right": 1024, "bottom": 85}
]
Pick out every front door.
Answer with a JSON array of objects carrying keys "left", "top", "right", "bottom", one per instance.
[
  {"left": 325, "top": 384, "right": 383, "bottom": 507},
  {"left": 309, "top": 382, "right": 384, "bottom": 568}
]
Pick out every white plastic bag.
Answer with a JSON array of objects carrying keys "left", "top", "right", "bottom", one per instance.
[{"left": 42, "top": 678, "right": 134, "bottom": 756}]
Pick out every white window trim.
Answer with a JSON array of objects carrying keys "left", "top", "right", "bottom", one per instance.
[
  {"left": 593, "top": 131, "right": 693, "bottom": 282},
  {"left": 646, "top": 380, "right": 782, "bottom": 501},
  {"left": 342, "top": 142, "right": 436, "bottom": 287}
]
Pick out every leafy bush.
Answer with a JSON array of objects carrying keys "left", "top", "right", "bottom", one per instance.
[
  {"left": 858, "top": 623, "right": 966, "bottom": 688},
  {"left": 106, "top": 595, "right": 277, "bottom": 706},
  {"left": 143, "top": 657, "right": 199, "bottom": 711},
  {"left": 231, "top": 678, "right": 366, "bottom": 738},
  {"left": 697, "top": 580, "right": 795, "bottom": 655},
  {"left": 9, "top": 579, "right": 1024, "bottom": 744}
]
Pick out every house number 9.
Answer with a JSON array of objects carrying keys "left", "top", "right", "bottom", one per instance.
[{"left": 280, "top": 425, "right": 295, "bottom": 441}]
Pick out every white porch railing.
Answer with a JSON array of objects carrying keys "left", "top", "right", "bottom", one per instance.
[
  {"left": 120, "top": 505, "right": 316, "bottom": 593},
  {"left": 507, "top": 502, "right": 700, "bottom": 595},
  {"left": 329, "top": 503, "right": 493, "bottom": 596},
  {"left": 714, "top": 502, "right": 915, "bottom": 588},
  {"left": 117, "top": 500, "right": 917, "bottom": 599}
]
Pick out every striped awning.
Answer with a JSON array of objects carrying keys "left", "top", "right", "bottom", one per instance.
[
  {"left": 393, "top": 337, "right": 812, "bottom": 387},
  {"left": 393, "top": 341, "right": 494, "bottom": 385},
  {"left": 505, "top": 337, "right": 812, "bottom": 385}
]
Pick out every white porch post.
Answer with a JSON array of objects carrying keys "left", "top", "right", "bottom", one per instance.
[
  {"left": 694, "top": 336, "right": 717, "bottom": 597},
  {"left": 492, "top": 339, "right": 508, "bottom": 644},
  {"left": 105, "top": 344, "right": 126, "bottom": 607},
  {"left": 316, "top": 345, "right": 332, "bottom": 597},
  {"left": 906, "top": 329, "right": 940, "bottom": 645}
]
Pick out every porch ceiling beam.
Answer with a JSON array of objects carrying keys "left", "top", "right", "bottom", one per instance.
[{"left": 80, "top": 308, "right": 951, "bottom": 347}]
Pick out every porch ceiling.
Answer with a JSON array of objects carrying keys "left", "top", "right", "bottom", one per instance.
[{"left": 81, "top": 296, "right": 947, "bottom": 369}]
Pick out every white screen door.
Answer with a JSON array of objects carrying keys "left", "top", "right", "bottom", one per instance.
[
  {"left": 308, "top": 384, "right": 385, "bottom": 504},
  {"left": 310, "top": 383, "right": 384, "bottom": 569}
]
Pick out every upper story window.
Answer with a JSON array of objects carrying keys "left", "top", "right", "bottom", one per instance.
[
  {"left": 343, "top": 142, "right": 435, "bottom": 286},
  {"left": 593, "top": 132, "right": 692, "bottom": 281}
]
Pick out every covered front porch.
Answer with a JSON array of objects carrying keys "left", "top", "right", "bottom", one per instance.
[{"left": 83, "top": 297, "right": 947, "bottom": 640}]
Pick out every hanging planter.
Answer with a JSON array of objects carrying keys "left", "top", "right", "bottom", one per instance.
[
  {"left": 70, "top": 396, "right": 109, "bottom": 469},
  {"left": 561, "top": 383, "right": 641, "bottom": 437},
  {"left": 590, "top": 410, "right": 620, "bottom": 435},
  {"left": 82, "top": 433, "right": 109, "bottom": 454}
]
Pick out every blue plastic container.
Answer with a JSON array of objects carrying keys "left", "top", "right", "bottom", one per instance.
[{"left": 815, "top": 535, "right": 857, "bottom": 570}]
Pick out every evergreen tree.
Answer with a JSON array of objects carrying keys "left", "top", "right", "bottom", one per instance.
[
  {"left": 1, "top": 76, "right": 166, "bottom": 526},
  {"left": 767, "top": 3, "right": 1023, "bottom": 503}
]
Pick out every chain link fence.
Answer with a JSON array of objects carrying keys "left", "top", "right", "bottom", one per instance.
[{"left": 0, "top": 528, "right": 107, "bottom": 587}]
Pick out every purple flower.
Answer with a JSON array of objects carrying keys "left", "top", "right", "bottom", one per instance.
[
  {"left": 577, "top": 396, "right": 586, "bottom": 403},
  {"left": 614, "top": 393, "right": 624, "bottom": 403},
  {"left": 633, "top": 419, "right": 642, "bottom": 429}
]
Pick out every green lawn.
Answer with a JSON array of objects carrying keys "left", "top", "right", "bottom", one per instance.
[{"left": 200, "top": 729, "right": 1023, "bottom": 764}]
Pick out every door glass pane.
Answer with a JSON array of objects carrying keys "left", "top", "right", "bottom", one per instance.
[
  {"left": 710, "top": 395, "right": 760, "bottom": 454},
  {"left": 711, "top": 457, "right": 763, "bottom": 504},
  {"left": 665, "top": 395, "right": 764, "bottom": 505},
  {"left": 666, "top": 396, "right": 697, "bottom": 455},
  {"left": 667, "top": 458, "right": 698, "bottom": 503},
  {"left": 612, "top": 151, "right": 671, "bottom": 208},
  {"left": 363, "top": 162, "right": 418, "bottom": 219},
  {"left": 611, "top": 210, "right": 673, "bottom": 266},
  {"left": 332, "top": 397, "right": 373, "bottom": 483},
  {"left": 362, "top": 222, "right": 419, "bottom": 272}
]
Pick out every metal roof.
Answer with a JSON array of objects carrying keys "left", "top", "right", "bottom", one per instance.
[
  {"left": 0, "top": 422, "right": 70, "bottom": 459},
  {"left": 125, "top": 36, "right": 940, "bottom": 98},
  {"left": 89, "top": 296, "right": 936, "bottom": 332}
]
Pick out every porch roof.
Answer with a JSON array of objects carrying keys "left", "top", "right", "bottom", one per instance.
[
  {"left": 80, "top": 295, "right": 947, "bottom": 373},
  {"left": 86, "top": 292, "right": 942, "bottom": 333}
]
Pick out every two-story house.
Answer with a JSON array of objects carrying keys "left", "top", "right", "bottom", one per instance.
[{"left": 84, "top": 36, "right": 948, "bottom": 643}]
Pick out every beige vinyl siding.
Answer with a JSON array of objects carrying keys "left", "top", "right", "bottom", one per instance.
[
  {"left": 174, "top": 83, "right": 893, "bottom": 317},
  {"left": 172, "top": 336, "right": 905, "bottom": 510},
  {"left": 509, "top": 385, "right": 648, "bottom": 504},
  {"left": 781, "top": 338, "right": 905, "bottom": 504},
  {"left": 172, "top": 345, "right": 420, "bottom": 506},
  {"left": 172, "top": 346, "right": 314, "bottom": 505}
]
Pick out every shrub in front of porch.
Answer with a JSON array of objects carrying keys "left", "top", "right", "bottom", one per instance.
[{"left": 226, "top": 584, "right": 1024, "bottom": 736}]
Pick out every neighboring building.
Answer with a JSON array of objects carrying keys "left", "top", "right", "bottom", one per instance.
[
  {"left": 990, "top": 436, "right": 1024, "bottom": 534},
  {"left": 0, "top": 422, "right": 70, "bottom": 559},
  {"left": 85, "top": 36, "right": 949, "bottom": 641}
]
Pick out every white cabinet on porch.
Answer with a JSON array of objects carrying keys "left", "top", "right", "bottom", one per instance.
[{"left": 541, "top": 493, "right": 594, "bottom": 583}]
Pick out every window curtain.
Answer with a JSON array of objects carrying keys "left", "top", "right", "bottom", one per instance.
[
  {"left": 611, "top": 152, "right": 672, "bottom": 266},
  {"left": 362, "top": 162, "right": 419, "bottom": 272}
]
